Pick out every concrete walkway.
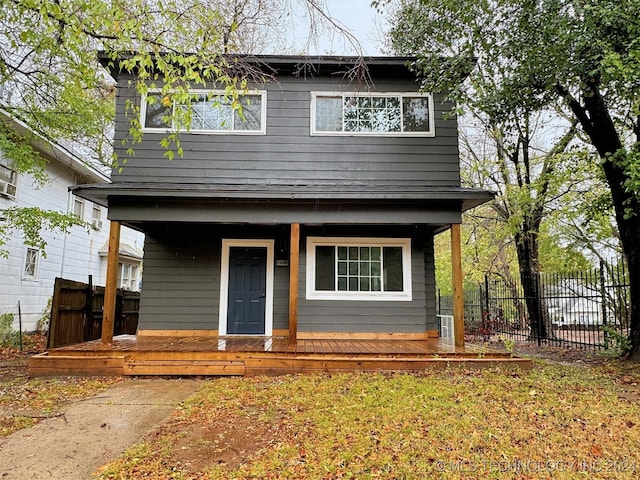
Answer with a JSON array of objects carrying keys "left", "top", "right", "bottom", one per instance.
[{"left": 0, "top": 378, "right": 203, "bottom": 479}]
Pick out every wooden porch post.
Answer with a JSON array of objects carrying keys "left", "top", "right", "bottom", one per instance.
[
  {"left": 288, "top": 223, "right": 300, "bottom": 343},
  {"left": 451, "top": 223, "right": 465, "bottom": 348},
  {"left": 102, "top": 220, "right": 121, "bottom": 344}
]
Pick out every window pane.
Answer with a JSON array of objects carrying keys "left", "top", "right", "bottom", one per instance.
[
  {"left": 403, "top": 97, "right": 430, "bottom": 132},
  {"left": 24, "top": 248, "right": 38, "bottom": 277},
  {"left": 144, "top": 94, "right": 171, "bottom": 128},
  {"left": 371, "top": 261, "right": 381, "bottom": 276},
  {"left": 349, "top": 277, "right": 358, "bottom": 291},
  {"left": 383, "top": 247, "right": 404, "bottom": 291},
  {"left": 315, "top": 246, "right": 335, "bottom": 291},
  {"left": 338, "top": 277, "right": 347, "bottom": 291},
  {"left": 338, "top": 261, "right": 347, "bottom": 275},
  {"left": 360, "top": 277, "right": 370, "bottom": 291},
  {"left": 234, "top": 95, "right": 262, "bottom": 130},
  {"left": 316, "top": 96, "right": 343, "bottom": 131},
  {"left": 337, "top": 246, "right": 347, "bottom": 260}
]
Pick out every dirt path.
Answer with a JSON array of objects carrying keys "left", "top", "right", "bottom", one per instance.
[{"left": 0, "top": 378, "right": 202, "bottom": 479}]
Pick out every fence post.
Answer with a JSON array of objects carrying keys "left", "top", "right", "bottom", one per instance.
[
  {"left": 84, "top": 275, "right": 93, "bottom": 341},
  {"left": 600, "top": 260, "right": 609, "bottom": 348},
  {"left": 484, "top": 275, "right": 490, "bottom": 315}
]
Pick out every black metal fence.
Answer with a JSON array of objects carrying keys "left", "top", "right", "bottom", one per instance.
[{"left": 437, "top": 260, "right": 631, "bottom": 352}]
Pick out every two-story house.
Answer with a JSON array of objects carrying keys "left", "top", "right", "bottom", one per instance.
[
  {"left": 72, "top": 55, "right": 491, "bottom": 347},
  {"left": 0, "top": 108, "right": 144, "bottom": 332}
]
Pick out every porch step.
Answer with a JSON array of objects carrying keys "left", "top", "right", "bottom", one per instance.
[
  {"left": 123, "top": 358, "right": 245, "bottom": 376},
  {"left": 29, "top": 352, "right": 125, "bottom": 377}
]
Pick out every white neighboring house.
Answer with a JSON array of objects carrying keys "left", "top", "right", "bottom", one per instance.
[{"left": 0, "top": 109, "right": 144, "bottom": 332}]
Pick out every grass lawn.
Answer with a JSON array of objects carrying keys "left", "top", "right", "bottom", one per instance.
[{"left": 96, "top": 360, "right": 640, "bottom": 479}]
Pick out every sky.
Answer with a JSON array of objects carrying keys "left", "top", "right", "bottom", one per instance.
[{"left": 290, "top": 0, "right": 387, "bottom": 55}]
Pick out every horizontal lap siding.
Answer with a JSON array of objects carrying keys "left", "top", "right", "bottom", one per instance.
[
  {"left": 297, "top": 227, "right": 434, "bottom": 334},
  {"left": 137, "top": 231, "right": 220, "bottom": 331},
  {"left": 112, "top": 74, "right": 461, "bottom": 189},
  {"left": 137, "top": 225, "right": 290, "bottom": 331}
]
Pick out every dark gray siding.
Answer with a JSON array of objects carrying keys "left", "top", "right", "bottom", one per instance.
[
  {"left": 111, "top": 73, "right": 460, "bottom": 189},
  {"left": 137, "top": 224, "right": 290, "bottom": 331},
  {"left": 297, "top": 226, "right": 437, "bottom": 334},
  {"left": 137, "top": 223, "right": 438, "bottom": 334}
]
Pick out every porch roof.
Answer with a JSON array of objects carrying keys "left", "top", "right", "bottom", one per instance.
[{"left": 71, "top": 182, "right": 494, "bottom": 212}]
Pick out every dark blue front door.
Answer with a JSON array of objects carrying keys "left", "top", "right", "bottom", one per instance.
[{"left": 227, "top": 247, "right": 267, "bottom": 334}]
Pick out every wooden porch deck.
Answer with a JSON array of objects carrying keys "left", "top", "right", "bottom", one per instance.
[{"left": 29, "top": 335, "right": 531, "bottom": 377}]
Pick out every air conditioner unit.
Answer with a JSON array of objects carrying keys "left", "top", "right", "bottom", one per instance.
[{"left": 92, "top": 219, "right": 103, "bottom": 230}]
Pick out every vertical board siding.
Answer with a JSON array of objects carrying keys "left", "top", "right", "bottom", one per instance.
[{"left": 112, "top": 73, "right": 461, "bottom": 189}]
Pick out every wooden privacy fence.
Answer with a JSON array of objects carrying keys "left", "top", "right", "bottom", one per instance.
[{"left": 48, "top": 276, "right": 139, "bottom": 348}]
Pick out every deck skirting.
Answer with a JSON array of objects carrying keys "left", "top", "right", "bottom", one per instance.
[{"left": 29, "top": 336, "right": 531, "bottom": 376}]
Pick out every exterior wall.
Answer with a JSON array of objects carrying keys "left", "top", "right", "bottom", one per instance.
[
  {"left": 136, "top": 224, "right": 437, "bottom": 334},
  {"left": 110, "top": 73, "right": 461, "bottom": 190},
  {"left": 137, "top": 224, "right": 290, "bottom": 332},
  {"left": 0, "top": 160, "right": 144, "bottom": 331},
  {"left": 298, "top": 226, "right": 437, "bottom": 334}
]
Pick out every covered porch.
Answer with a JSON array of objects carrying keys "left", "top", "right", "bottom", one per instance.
[{"left": 30, "top": 335, "right": 531, "bottom": 377}]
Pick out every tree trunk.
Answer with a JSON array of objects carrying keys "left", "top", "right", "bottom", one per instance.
[
  {"left": 514, "top": 230, "right": 554, "bottom": 341},
  {"left": 562, "top": 82, "right": 640, "bottom": 358}
]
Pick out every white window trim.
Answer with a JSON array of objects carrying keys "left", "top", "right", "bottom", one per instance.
[
  {"left": 310, "top": 91, "right": 435, "bottom": 137},
  {"left": 219, "top": 239, "right": 275, "bottom": 336},
  {"left": 141, "top": 89, "right": 267, "bottom": 135},
  {"left": 73, "top": 197, "right": 85, "bottom": 219},
  {"left": 92, "top": 205, "right": 102, "bottom": 230},
  {"left": 306, "top": 236, "right": 413, "bottom": 301},
  {"left": 0, "top": 162, "right": 18, "bottom": 200},
  {"left": 23, "top": 247, "right": 40, "bottom": 281}
]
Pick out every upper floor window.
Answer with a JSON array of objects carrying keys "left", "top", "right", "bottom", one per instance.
[
  {"left": 311, "top": 92, "right": 434, "bottom": 136},
  {"left": 73, "top": 197, "right": 85, "bottom": 219},
  {"left": 0, "top": 156, "right": 17, "bottom": 199},
  {"left": 141, "top": 90, "right": 267, "bottom": 134},
  {"left": 92, "top": 206, "right": 102, "bottom": 230}
]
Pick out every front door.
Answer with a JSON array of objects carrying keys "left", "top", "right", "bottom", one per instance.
[{"left": 227, "top": 247, "right": 267, "bottom": 334}]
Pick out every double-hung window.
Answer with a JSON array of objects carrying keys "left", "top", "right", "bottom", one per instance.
[
  {"left": 312, "top": 92, "right": 434, "bottom": 136},
  {"left": 306, "top": 237, "right": 412, "bottom": 301},
  {"left": 0, "top": 156, "right": 17, "bottom": 199},
  {"left": 24, "top": 247, "right": 40, "bottom": 280},
  {"left": 141, "top": 89, "right": 267, "bottom": 134}
]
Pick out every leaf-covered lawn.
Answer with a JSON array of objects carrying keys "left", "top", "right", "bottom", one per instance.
[
  {"left": 97, "top": 362, "right": 640, "bottom": 479},
  {"left": 0, "top": 364, "right": 119, "bottom": 436}
]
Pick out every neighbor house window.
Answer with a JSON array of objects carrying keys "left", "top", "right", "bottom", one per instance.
[
  {"left": 311, "top": 92, "right": 434, "bottom": 136},
  {"left": 92, "top": 206, "right": 102, "bottom": 230},
  {"left": 118, "top": 262, "right": 139, "bottom": 291},
  {"left": 73, "top": 197, "right": 84, "bottom": 219},
  {"left": 306, "top": 237, "right": 412, "bottom": 301},
  {"left": 0, "top": 157, "right": 18, "bottom": 199},
  {"left": 142, "top": 90, "right": 266, "bottom": 134},
  {"left": 24, "top": 247, "right": 40, "bottom": 280}
]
